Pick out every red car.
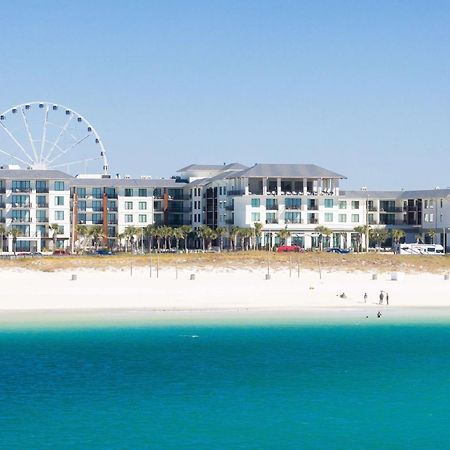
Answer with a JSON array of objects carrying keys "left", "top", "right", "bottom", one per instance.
[{"left": 276, "top": 245, "right": 302, "bottom": 253}]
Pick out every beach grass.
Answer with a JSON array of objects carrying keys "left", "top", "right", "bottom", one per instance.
[{"left": 1, "top": 251, "right": 450, "bottom": 273}]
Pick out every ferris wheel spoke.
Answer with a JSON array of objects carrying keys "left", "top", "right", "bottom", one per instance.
[
  {"left": 46, "top": 133, "right": 91, "bottom": 165},
  {"left": 19, "top": 107, "right": 39, "bottom": 162},
  {"left": 0, "top": 122, "right": 34, "bottom": 163},
  {"left": 39, "top": 104, "right": 50, "bottom": 164},
  {"left": 0, "top": 147, "right": 33, "bottom": 167},
  {"left": 45, "top": 113, "right": 74, "bottom": 163}
]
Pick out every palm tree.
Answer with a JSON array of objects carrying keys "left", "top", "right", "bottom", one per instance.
[
  {"left": 253, "top": 222, "right": 263, "bottom": 250},
  {"left": 353, "top": 225, "right": 369, "bottom": 252},
  {"left": 9, "top": 227, "right": 21, "bottom": 255},
  {"left": 49, "top": 223, "right": 60, "bottom": 251},
  {"left": 215, "top": 226, "right": 227, "bottom": 251},
  {"left": 391, "top": 229, "right": 405, "bottom": 249},
  {"left": 0, "top": 223, "right": 5, "bottom": 253},
  {"left": 76, "top": 224, "right": 88, "bottom": 252},
  {"left": 369, "top": 228, "right": 389, "bottom": 250},
  {"left": 229, "top": 225, "right": 240, "bottom": 251},
  {"left": 276, "top": 227, "right": 291, "bottom": 246},
  {"left": 143, "top": 224, "right": 157, "bottom": 252},
  {"left": 426, "top": 229, "right": 436, "bottom": 244},
  {"left": 117, "top": 232, "right": 125, "bottom": 252},
  {"left": 179, "top": 225, "right": 192, "bottom": 251},
  {"left": 415, "top": 233, "right": 423, "bottom": 244},
  {"left": 160, "top": 226, "right": 173, "bottom": 250},
  {"left": 198, "top": 225, "right": 211, "bottom": 251},
  {"left": 315, "top": 225, "right": 332, "bottom": 251},
  {"left": 124, "top": 226, "right": 139, "bottom": 252},
  {"left": 154, "top": 226, "right": 163, "bottom": 252},
  {"left": 88, "top": 225, "right": 104, "bottom": 250},
  {"left": 172, "top": 227, "right": 184, "bottom": 251}
]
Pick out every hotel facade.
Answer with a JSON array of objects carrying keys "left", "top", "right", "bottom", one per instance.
[{"left": 1, "top": 163, "right": 449, "bottom": 252}]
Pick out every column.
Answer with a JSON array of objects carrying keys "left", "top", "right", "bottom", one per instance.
[
  {"left": 277, "top": 178, "right": 281, "bottom": 195},
  {"left": 262, "top": 178, "right": 267, "bottom": 195},
  {"left": 303, "top": 178, "right": 308, "bottom": 195}
]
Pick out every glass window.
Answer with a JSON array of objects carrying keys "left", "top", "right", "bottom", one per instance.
[
  {"left": 324, "top": 199, "right": 334, "bottom": 208},
  {"left": 125, "top": 188, "right": 133, "bottom": 197},
  {"left": 351, "top": 201, "right": 360, "bottom": 209},
  {"left": 339, "top": 201, "right": 347, "bottom": 209},
  {"left": 36, "top": 180, "right": 48, "bottom": 193},
  {"left": 92, "top": 213, "right": 102, "bottom": 224},
  {"left": 138, "top": 188, "right": 147, "bottom": 197},
  {"left": 92, "top": 200, "right": 102, "bottom": 211},
  {"left": 75, "top": 187, "right": 86, "bottom": 198},
  {"left": 125, "top": 201, "right": 133, "bottom": 210},
  {"left": 251, "top": 212, "right": 260, "bottom": 221},
  {"left": 92, "top": 187, "right": 102, "bottom": 199},
  {"left": 139, "top": 214, "right": 147, "bottom": 223},
  {"left": 285, "top": 212, "right": 301, "bottom": 223},
  {"left": 266, "top": 199, "right": 278, "bottom": 210},
  {"left": 251, "top": 198, "right": 260, "bottom": 208},
  {"left": 324, "top": 213, "right": 333, "bottom": 222},
  {"left": 58, "top": 225, "right": 64, "bottom": 234},
  {"left": 107, "top": 213, "right": 116, "bottom": 224},
  {"left": 36, "top": 210, "right": 47, "bottom": 222},
  {"left": 351, "top": 214, "right": 360, "bottom": 222},
  {"left": 78, "top": 200, "right": 86, "bottom": 211},
  {"left": 139, "top": 201, "right": 147, "bottom": 210},
  {"left": 338, "top": 214, "right": 347, "bottom": 223},
  {"left": 266, "top": 212, "right": 277, "bottom": 224},
  {"left": 55, "top": 196, "right": 64, "bottom": 206},
  {"left": 78, "top": 213, "right": 86, "bottom": 224},
  {"left": 125, "top": 214, "right": 133, "bottom": 223},
  {"left": 105, "top": 187, "right": 116, "bottom": 198},
  {"left": 36, "top": 195, "right": 47, "bottom": 207},
  {"left": 54, "top": 211, "right": 64, "bottom": 220},
  {"left": 12, "top": 181, "right": 31, "bottom": 192},
  {"left": 285, "top": 198, "right": 301, "bottom": 209},
  {"left": 54, "top": 181, "right": 65, "bottom": 191}
]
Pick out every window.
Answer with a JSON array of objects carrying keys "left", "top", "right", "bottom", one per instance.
[
  {"left": 429, "top": 199, "right": 434, "bottom": 209},
  {"left": 78, "top": 200, "right": 86, "bottom": 211},
  {"left": 285, "top": 212, "right": 301, "bottom": 223},
  {"left": 339, "top": 201, "right": 347, "bottom": 209},
  {"left": 11, "top": 195, "right": 29, "bottom": 206},
  {"left": 36, "top": 195, "right": 47, "bottom": 207},
  {"left": 54, "top": 211, "right": 64, "bottom": 221},
  {"left": 424, "top": 213, "right": 429, "bottom": 223},
  {"left": 36, "top": 210, "right": 47, "bottom": 222},
  {"left": 430, "top": 213, "right": 434, "bottom": 222},
  {"left": 351, "top": 201, "right": 360, "bottom": 209},
  {"left": 12, "top": 181, "right": 31, "bottom": 192},
  {"left": 266, "top": 212, "right": 277, "bottom": 224},
  {"left": 92, "top": 213, "right": 102, "bottom": 224},
  {"left": 251, "top": 212, "right": 260, "bottom": 222},
  {"left": 219, "top": 187, "right": 223, "bottom": 195},
  {"left": 36, "top": 180, "right": 48, "bottom": 193},
  {"left": 108, "top": 200, "right": 116, "bottom": 211},
  {"left": 285, "top": 198, "right": 301, "bottom": 209},
  {"left": 251, "top": 198, "right": 260, "bottom": 207},
  {"left": 92, "top": 200, "right": 102, "bottom": 211},
  {"left": 351, "top": 214, "right": 360, "bottom": 222},
  {"left": 138, "top": 188, "right": 147, "bottom": 197},
  {"left": 440, "top": 199, "right": 443, "bottom": 208},
  {"left": 55, "top": 196, "right": 64, "bottom": 206},
  {"left": 92, "top": 188, "right": 102, "bottom": 199},
  {"left": 266, "top": 199, "right": 278, "bottom": 210},
  {"left": 125, "top": 214, "right": 133, "bottom": 223},
  {"left": 139, "top": 214, "right": 147, "bottom": 223},
  {"left": 125, "top": 201, "right": 133, "bottom": 210},
  {"left": 125, "top": 188, "right": 134, "bottom": 197},
  {"left": 324, "top": 213, "right": 333, "bottom": 222},
  {"left": 139, "top": 201, "right": 147, "bottom": 210},
  {"left": 54, "top": 181, "right": 65, "bottom": 191},
  {"left": 75, "top": 187, "right": 86, "bottom": 198},
  {"left": 58, "top": 225, "right": 64, "bottom": 234},
  {"left": 324, "top": 199, "right": 334, "bottom": 208},
  {"left": 338, "top": 214, "right": 347, "bottom": 223},
  {"left": 108, "top": 213, "right": 116, "bottom": 224},
  {"left": 78, "top": 213, "right": 86, "bottom": 224}
]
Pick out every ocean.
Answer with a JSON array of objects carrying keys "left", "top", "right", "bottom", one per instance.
[{"left": 1, "top": 315, "right": 450, "bottom": 449}]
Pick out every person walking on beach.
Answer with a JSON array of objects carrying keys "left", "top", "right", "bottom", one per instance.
[
  {"left": 379, "top": 291, "right": 384, "bottom": 305},
  {"left": 364, "top": 293, "right": 368, "bottom": 303},
  {"left": 386, "top": 293, "right": 389, "bottom": 306}
]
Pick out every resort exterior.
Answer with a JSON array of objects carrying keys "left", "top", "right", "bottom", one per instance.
[{"left": 1, "top": 162, "right": 450, "bottom": 253}]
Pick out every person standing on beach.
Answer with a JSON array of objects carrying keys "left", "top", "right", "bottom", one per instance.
[
  {"left": 364, "top": 293, "right": 367, "bottom": 303},
  {"left": 386, "top": 293, "right": 389, "bottom": 306},
  {"left": 379, "top": 291, "right": 384, "bottom": 305}
]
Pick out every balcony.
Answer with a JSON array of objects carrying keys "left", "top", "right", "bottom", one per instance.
[
  {"left": 307, "top": 218, "right": 319, "bottom": 224},
  {"left": 285, "top": 204, "right": 301, "bottom": 210},
  {"left": 265, "top": 219, "right": 279, "bottom": 224},
  {"left": 36, "top": 188, "right": 49, "bottom": 193},
  {"left": 0, "top": 187, "right": 5, "bottom": 194},
  {"left": 367, "top": 206, "right": 378, "bottom": 212},
  {"left": 169, "top": 207, "right": 191, "bottom": 213},
  {"left": 307, "top": 205, "right": 318, "bottom": 210},
  {"left": 92, "top": 207, "right": 103, "bottom": 212},
  {"left": 107, "top": 206, "right": 118, "bottom": 212},
  {"left": 36, "top": 203, "right": 49, "bottom": 208},
  {"left": 0, "top": 217, "right": 5, "bottom": 223},
  {"left": 11, "top": 203, "right": 32, "bottom": 208},
  {"left": 12, "top": 188, "right": 32, "bottom": 193},
  {"left": 227, "top": 190, "right": 245, "bottom": 196},
  {"left": 36, "top": 217, "right": 49, "bottom": 223},
  {"left": 0, "top": 202, "right": 5, "bottom": 208},
  {"left": 266, "top": 204, "right": 279, "bottom": 211},
  {"left": 380, "top": 207, "right": 403, "bottom": 213},
  {"left": 11, "top": 218, "right": 31, "bottom": 223}
]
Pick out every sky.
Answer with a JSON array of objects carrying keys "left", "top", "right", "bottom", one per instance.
[{"left": 1, "top": 1, "right": 450, "bottom": 190}]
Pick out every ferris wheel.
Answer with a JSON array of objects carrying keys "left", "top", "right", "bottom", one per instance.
[{"left": 0, "top": 101, "right": 109, "bottom": 175}]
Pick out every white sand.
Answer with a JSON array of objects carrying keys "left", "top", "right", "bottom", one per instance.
[{"left": 1, "top": 267, "right": 449, "bottom": 313}]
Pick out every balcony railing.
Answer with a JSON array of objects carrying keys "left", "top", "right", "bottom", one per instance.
[
  {"left": 12, "top": 188, "right": 32, "bottom": 193},
  {"left": 107, "top": 206, "right": 118, "bottom": 212},
  {"left": 11, "top": 203, "right": 32, "bottom": 208},
  {"left": 0, "top": 188, "right": 5, "bottom": 194},
  {"left": 92, "top": 207, "right": 103, "bottom": 212},
  {"left": 36, "top": 188, "right": 49, "bottom": 193},
  {"left": 307, "top": 218, "right": 319, "bottom": 224},
  {"left": 36, "top": 217, "right": 49, "bottom": 223},
  {"left": 380, "top": 207, "right": 403, "bottom": 213},
  {"left": 36, "top": 203, "right": 49, "bottom": 208},
  {"left": 0, "top": 203, "right": 5, "bottom": 208},
  {"left": 227, "top": 190, "right": 245, "bottom": 196},
  {"left": 307, "top": 205, "right": 318, "bottom": 210},
  {"left": 368, "top": 206, "right": 378, "bottom": 212},
  {"left": 285, "top": 205, "right": 301, "bottom": 210},
  {"left": 11, "top": 218, "right": 31, "bottom": 223},
  {"left": 266, "top": 204, "right": 279, "bottom": 210},
  {"left": 265, "top": 219, "right": 279, "bottom": 224}
]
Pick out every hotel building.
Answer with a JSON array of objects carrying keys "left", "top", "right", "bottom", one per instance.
[{"left": 1, "top": 163, "right": 450, "bottom": 252}]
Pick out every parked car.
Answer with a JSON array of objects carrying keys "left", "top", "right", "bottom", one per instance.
[
  {"left": 327, "top": 247, "right": 352, "bottom": 254},
  {"left": 276, "top": 245, "right": 302, "bottom": 253}
]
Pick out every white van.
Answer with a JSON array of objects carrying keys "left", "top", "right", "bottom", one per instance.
[{"left": 396, "top": 243, "right": 445, "bottom": 255}]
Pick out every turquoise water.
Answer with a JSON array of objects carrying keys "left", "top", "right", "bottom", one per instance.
[{"left": 1, "top": 320, "right": 450, "bottom": 449}]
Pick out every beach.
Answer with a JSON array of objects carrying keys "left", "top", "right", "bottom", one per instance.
[{"left": 1, "top": 266, "right": 450, "bottom": 314}]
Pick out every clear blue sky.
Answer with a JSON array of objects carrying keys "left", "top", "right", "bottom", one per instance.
[{"left": 1, "top": 1, "right": 449, "bottom": 189}]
